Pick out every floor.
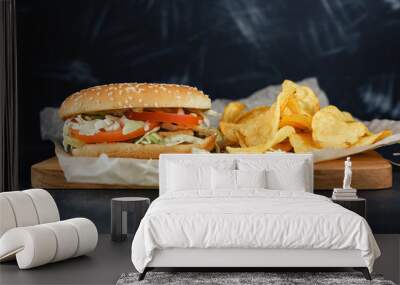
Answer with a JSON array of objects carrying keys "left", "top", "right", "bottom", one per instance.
[
  {"left": 0, "top": 235, "right": 134, "bottom": 285},
  {"left": 1, "top": 235, "right": 399, "bottom": 285},
  {"left": 374, "top": 235, "right": 400, "bottom": 283}
]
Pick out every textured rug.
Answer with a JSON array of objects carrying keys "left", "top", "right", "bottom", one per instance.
[{"left": 116, "top": 272, "right": 396, "bottom": 285}]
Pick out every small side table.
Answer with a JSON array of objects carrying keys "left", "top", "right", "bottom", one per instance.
[
  {"left": 331, "top": 198, "right": 366, "bottom": 218},
  {"left": 111, "top": 197, "right": 150, "bottom": 242}
]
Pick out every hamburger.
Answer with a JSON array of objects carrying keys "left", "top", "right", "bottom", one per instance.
[{"left": 59, "top": 83, "right": 218, "bottom": 158}]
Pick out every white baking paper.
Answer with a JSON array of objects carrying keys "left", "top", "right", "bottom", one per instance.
[
  {"left": 55, "top": 144, "right": 159, "bottom": 186},
  {"left": 311, "top": 119, "right": 400, "bottom": 162}
]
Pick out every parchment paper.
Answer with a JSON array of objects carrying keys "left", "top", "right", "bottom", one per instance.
[
  {"left": 41, "top": 78, "right": 399, "bottom": 185},
  {"left": 55, "top": 143, "right": 159, "bottom": 186},
  {"left": 311, "top": 119, "right": 400, "bottom": 162}
]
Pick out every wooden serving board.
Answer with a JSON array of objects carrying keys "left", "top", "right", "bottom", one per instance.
[
  {"left": 31, "top": 151, "right": 392, "bottom": 190},
  {"left": 314, "top": 151, "right": 392, "bottom": 190},
  {"left": 31, "top": 157, "right": 158, "bottom": 190}
]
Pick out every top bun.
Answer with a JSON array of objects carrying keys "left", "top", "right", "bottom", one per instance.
[{"left": 59, "top": 83, "right": 211, "bottom": 119}]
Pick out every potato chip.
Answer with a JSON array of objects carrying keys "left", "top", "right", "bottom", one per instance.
[
  {"left": 227, "top": 126, "right": 295, "bottom": 153},
  {"left": 238, "top": 88, "right": 293, "bottom": 147},
  {"left": 221, "top": 102, "right": 247, "bottom": 123},
  {"left": 353, "top": 130, "right": 393, "bottom": 147},
  {"left": 219, "top": 122, "right": 241, "bottom": 145},
  {"left": 279, "top": 114, "right": 312, "bottom": 130},
  {"left": 295, "top": 85, "right": 320, "bottom": 116},
  {"left": 219, "top": 80, "right": 393, "bottom": 155},
  {"left": 239, "top": 104, "right": 278, "bottom": 146},
  {"left": 342, "top": 111, "right": 355, "bottom": 122},
  {"left": 281, "top": 79, "right": 298, "bottom": 95},
  {"left": 277, "top": 84, "right": 293, "bottom": 113},
  {"left": 235, "top": 130, "right": 248, "bottom": 147},
  {"left": 280, "top": 80, "right": 320, "bottom": 117},
  {"left": 271, "top": 126, "right": 296, "bottom": 146},
  {"left": 284, "top": 96, "right": 302, "bottom": 115},
  {"left": 321, "top": 106, "right": 355, "bottom": 122},
  {"left": 272, "top": 139, "right": 293, "bottom": 152},
  {"left": 237, "top": 106, "right": 269, "bottom": 124},
  {"left": 312, "top": 105, "right": 368, "bottom": 148},
  {"left": 289, "top": 132, "right": 320, "bottom": 153}
]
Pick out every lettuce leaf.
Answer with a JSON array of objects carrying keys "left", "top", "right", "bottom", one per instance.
[
  {"left": 163, "top": 134, "right": 204, "bottom": 146},
  {"left": 122, "top": 119, "right": 145, "bottom": 135}
]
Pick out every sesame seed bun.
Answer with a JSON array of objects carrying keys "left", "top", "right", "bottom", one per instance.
[
  {"left": 71, "top": 135, "right": 216, "bottom": 158},
  {"left": 59, "top": 83, "right": 211, "bottom": 119}
]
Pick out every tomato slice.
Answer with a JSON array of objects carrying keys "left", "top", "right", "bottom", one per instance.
[
  {"left": 126, "top": 111, "right": 200, "bottom": 126},
  {"left": 70, "top": 122, "right": 158, "bottom": 144}
]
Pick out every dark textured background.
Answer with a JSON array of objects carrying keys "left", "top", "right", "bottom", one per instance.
[{"left": 16, "top": 0, "right": 400, "bottom": 187}]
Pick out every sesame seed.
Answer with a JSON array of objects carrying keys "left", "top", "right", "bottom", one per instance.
[
  {"left": 108, "top": 92, "right": 112, "bottom": 96},
  {"left": 138, "top": 98, "right": 143, "bottom": 103}
]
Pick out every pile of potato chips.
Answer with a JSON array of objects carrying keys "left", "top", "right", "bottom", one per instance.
[{"left": 219, "top": 80, "right": 392, "bottom": 154}]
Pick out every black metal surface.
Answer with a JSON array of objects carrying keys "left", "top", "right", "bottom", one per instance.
[
  {"left": 354, "top": 267, "right": 372, "bottom": 280},
  {"left": 138, "top": 267, "right": 150, "bottom": 281},
  {"left": 0, "top": 0, "right": 18, "bottom": 191}
]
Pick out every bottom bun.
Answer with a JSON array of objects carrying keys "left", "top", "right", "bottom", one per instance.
[{"left": 71, "top": 135, "right": 216, "bottom": 159}]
